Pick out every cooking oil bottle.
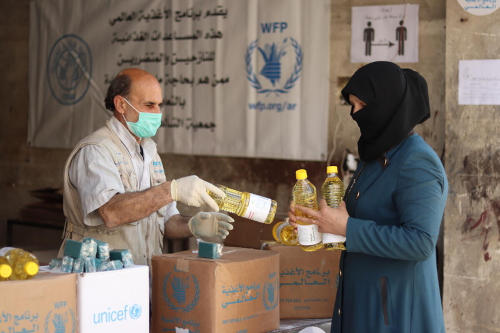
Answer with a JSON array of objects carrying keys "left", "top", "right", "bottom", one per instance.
[
  {"left": 208, "top": 185, "right": 277, "bottom": 224},
  {"left": 320, "top": 166, "right": 346, "bottom": 250},
  {"left": 0, "top": 256, "right": 12, "bottom": 281},
  {"left": 0, "top": 247, "right": 39, "bottom": 280},
  {"left": 292, "top": 169, "right": 323, "bottom": 251},
  {"left": 272, "top": 218, "right": 298, "bottom": 245}
]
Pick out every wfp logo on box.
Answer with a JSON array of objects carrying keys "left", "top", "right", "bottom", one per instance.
[
  {"left": 162, "top": 272, "right": 200, "bottom": 312},
  {"left": 245, "top": 21, "right": 303, "bottom": 95},
  {"left": 92, "top": 304, "right": 142, "bottom": 325},
  {"left": 44, "top": 301, "right": 76, "bottom": 333},
  {"left": 263, "top": 272, "right": 279, "bottom": 311}
]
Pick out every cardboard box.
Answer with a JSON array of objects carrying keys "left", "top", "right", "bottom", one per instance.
[
  {"left": 0, "top": 273, "right": 77, "bottom": 333},
  {"left": 264, "top": 242, "right": 341, "bottom": 319},
  {"left": 78, "top": 265, "right": 149, "bottom": 333},
  {"left": 152, "top": 247, "right": 280, "bottom": 333},
  {"left": 224, "top": 214, "right": 280, "bottom": 249}
]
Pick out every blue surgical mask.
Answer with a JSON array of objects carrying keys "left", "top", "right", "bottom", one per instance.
[{"left": 122, "top": 97, "right": 162, "bottom": 138}]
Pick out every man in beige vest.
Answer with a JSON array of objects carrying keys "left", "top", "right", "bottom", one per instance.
[{"left": 60, "top": 68, "right": 233, "bottom": 265}]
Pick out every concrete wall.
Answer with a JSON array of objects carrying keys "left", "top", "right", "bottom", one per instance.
[{"left": 443, "top": 1, "right": 500, "bottom": 332}]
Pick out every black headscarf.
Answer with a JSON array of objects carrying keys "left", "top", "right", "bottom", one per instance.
[{"left": 341, "top": 61, "right": 430, "bottom": 161}]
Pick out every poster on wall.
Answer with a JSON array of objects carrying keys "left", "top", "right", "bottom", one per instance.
[
  {"left": 350, "top": 4, "right": 419, "bottom": 63},
  {"left": 29, "top": 0, "right": 330, "bottom": 161},
  {"left": 457, "top": 0, "right": 499, "bottom": 16},
  {"left": 459, "top": 59, "right": 500, "bottom": 105}
]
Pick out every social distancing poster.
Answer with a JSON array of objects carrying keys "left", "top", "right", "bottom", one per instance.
[{"left": 350, "top": 4, "right": 419, "bottom": 63}]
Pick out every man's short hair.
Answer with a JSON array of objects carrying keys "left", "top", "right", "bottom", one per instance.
[{"left": 104, "top": 74, "right": 131, "bottom": 111}]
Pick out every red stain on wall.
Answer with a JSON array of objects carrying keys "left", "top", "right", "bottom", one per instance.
[
  {"left": 491, "top": 200, "right": 500, "bottom": 241},
  {"left": 463, "top": 208, "right": 493, "bottom": 262}
]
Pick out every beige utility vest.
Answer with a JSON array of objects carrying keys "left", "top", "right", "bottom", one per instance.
[{"left": 60, "top": 120, "right": 167, "bottom": 265}]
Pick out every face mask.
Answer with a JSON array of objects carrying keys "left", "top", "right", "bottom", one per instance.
[
  {"left": 351, "top": 105, "right": 386, "bottom": 141},
  {"left": 122, "top": 97, "right": 162, "bottom": 138}
]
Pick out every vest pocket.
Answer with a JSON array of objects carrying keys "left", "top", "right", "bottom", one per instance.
[{"left": 380, "top": 276, "right": 391, "bottom": 326}]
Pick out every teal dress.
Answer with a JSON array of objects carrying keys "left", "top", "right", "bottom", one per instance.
[{"left": 332, "top": 134, "right": 447, "bottom": 333}]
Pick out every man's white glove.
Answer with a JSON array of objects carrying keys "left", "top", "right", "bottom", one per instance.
[
  {"left": 188, "top": 212, "right": 234, "bottom": 243},
  {"left": 170, "top": 175, "right": 225, "bottom": 212}
]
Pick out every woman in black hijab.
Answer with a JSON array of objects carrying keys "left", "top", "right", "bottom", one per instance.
[{"left": 289, "top": 62, "right": 448, "bottom": 332}]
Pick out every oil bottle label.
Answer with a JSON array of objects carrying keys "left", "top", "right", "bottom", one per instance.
[
  {"left": 297, "top": 224, "right": 321, "bottom": 245},
  {"left": 322, "top": 233, "right": 346, "bottom": 244},
  {"left": 243, "top": 194, "right": 272, "bottom": 223}
]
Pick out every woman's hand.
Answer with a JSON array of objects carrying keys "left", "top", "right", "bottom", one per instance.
[{"left": 288, "top": 199, "right": 349, "bottom": 236}]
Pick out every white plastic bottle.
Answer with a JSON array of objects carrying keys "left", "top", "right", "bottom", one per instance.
[
  {"left": 320, "top": 166, "right": 346, "bottom": 250},
  {"left": 292, "top": 169, "right": 323, "bottom": 251}
]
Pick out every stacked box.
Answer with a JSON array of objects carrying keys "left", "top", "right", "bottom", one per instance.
[
  {"left": 264, "top": 242, "right": 341, "bottom": 319},
  {"left": 78, "top": 265, "right": 149, "bottom": 333},
  {"left": 0, "top": 273, "right": 77, "bottom": 333},
  {"left": 152, "top": 247, "right": 280, "bottom": 333}
]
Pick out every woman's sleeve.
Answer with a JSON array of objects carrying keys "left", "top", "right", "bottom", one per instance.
[{"left": 345, "top": 151, "right": 448, "bottom": 261}]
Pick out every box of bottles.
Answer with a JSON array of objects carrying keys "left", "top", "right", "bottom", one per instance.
[
  {"left": 151, "top": 247, "right": 280, "bottom": 333},
  {"left": 0, "top": 273, "right": 77, "bottom": 333},
  {"left": 264, "top": 242, "right": 341, "bottom": 319},
  {"left": 77, "top": 265, "right": 149, "bottom": 333}
]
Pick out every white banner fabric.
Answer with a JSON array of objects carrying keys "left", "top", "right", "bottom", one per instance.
[{"left": 29, "top": 0, "right": 330, "bottom": 161}]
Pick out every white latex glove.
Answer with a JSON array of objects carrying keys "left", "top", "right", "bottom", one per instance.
[
  {"left": 170, "top": 175, "right": 225, "bottom": 212},
  {"left": 188, "top": 212, "right": 235, "bottom": 243}
]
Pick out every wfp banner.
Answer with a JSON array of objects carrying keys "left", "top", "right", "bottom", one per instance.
[{"left": 29, "top": 0, "right": 330, "bottom": 160}]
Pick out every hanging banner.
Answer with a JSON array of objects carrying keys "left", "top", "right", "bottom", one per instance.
[
  {"left": 29, "top": 0, "right": 330, "bottom": 161},
  {"left": 350, "top": 4, "right": 419, "bottom": 63}
]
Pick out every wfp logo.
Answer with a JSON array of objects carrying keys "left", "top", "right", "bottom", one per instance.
[
  {"left": 263, "top": 273, "right": 279, "bottom": 311},
  {"left": 163, "top": 272, "right": 200, "bottom": 312},
  {"left": 44, "top": 301, "right": 76, "bottom": 333},
  {"left": 245, "top": 22, "right": 302, "bottom": 95},
  {"left": 47, "top": 34, "right": 92, "bottom": 105},
  {"left": 92, "top": 304, "right": 142, "bottom": 325}
]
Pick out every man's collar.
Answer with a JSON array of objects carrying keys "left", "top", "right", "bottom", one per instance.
[
  {"left": 109, "top": 116, "right": 142, "bottom": 156},
  {"left": 108, "top": 116, "right": 157, "bottom": 157}
]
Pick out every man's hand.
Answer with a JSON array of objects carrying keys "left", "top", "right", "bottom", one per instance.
[
  {"left": 188, "top": 212, "right": 234, "bottom": 243},
  {"left": 170, "top": 175, "right": 225, "bottom": 211}
]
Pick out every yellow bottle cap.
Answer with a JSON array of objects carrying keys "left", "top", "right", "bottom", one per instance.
[
  {"left": 296, "top": 169, "right": 307, "bottom": 180},
  {"left": 24, "top": 261, "right": 39, "bottom": 276},
  {"left": 0, "top": 264, "right": 12, "bottom": 278},
  {"left": 327, "top": 166, "right": 338, "bottom": 174}
]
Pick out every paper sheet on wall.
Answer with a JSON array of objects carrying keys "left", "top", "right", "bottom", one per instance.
[
  {"left": 29, "top": 0, "right": 330, "bottom": 161},
  {"left": 459, "top": 59, "right": 500, "bottom": 105},
  {"left": 350, "top": 4, "right": 419, "bottom": 63},
  {"left": 456, "top": 0, "right": 499, "bottom": 16}
]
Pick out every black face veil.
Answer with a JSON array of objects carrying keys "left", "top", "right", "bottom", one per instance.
[{"left": 341, "top": 61, "right": 430, "bottom": 161}]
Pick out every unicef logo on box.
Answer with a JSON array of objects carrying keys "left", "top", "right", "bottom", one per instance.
[
  {"left": 47, "top": 34, "right": 92, "bottom": 105},
  {"left": 129, "top": 304, "right": 142, "bottom": 320},
  {"left": 245, "top": 22, "right": 303, "bottom": 95},
  {"left": 162, "top": 272, "right": 200, "bottom": 312},
  {"left": 92, "top": 304, "right": 142, "bottom": 325},
  {"left": 44, "top": 301, "right": 76, "bottom": 333}
]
